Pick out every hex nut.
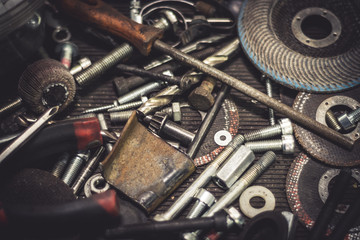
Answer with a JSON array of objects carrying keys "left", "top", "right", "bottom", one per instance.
[
  {"left": 213, "top": 145, "right": 255, "bottom": 189},
  {"left": 278, "top": 118, "right": 293, "bottom": 135},
  {"left": 338, "top": 113, "right": 355, "bottom": 130},
  {"left": 282, "top": 135, "right": 295, "bottom": 154},
  {"left": 224, "top": 206, "right": 245, "bottom": 228},
  {"left": 172, "top": 102, "right": 181, "bottom": 122}
]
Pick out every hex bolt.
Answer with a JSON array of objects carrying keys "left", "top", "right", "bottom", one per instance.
[
  {"left": 325, "top": 110, "right": 342, "bottom": 132},
  {"left": 108, "top": 96, "right": 148, "bottom": 112},
  {"left": 144, "top": 112, "right": 195, "bottom": 147},
  {"left": 153, "top": 134, "right": 245, "bottom": 222},
  {"left": 55, "top": 42, "right": 79, "bottom": 69},
  {"left": 245, "top": 135, "right": 295, "bottom": 154},
  {"left": 61, "top": 150, "right": 90, "bottom": 186},
  {"left": 83, "top": 81, "right": 166, "bottom": 114},
  {"left": 263, "top": 75, "right": 276, "bottom": 126},
  {"left": 97, "top": 114, "right": 113, "bottom": 153},
  {"left": 74, "top": 15, "right": 172, "bottom": 87},
  {"left": 72, "top": 146, "right": 105, "bottom": 195},
  {"left": 337, "top": 107, "right": 360, "bottom": 131},
  {"left": 110, "top": 110, "right": 133, "bottom": 123},
  {"left": 243, "top": 118, "right": 293, "bottom": 142},
  {"left": 213, "top": 145, "right": 255, "bottom": 189},
  {"left": 105, "top": 207, "right": 243, "bottom": 238},
  {"left": 186, "top": 189, "right": 216, "bottom": 219},
  {"left": 188, "top": 77, "right": 216, "bottom": 111},
  {"left": 51, "top": 152, "right": 70, "bottom": 178},
  {"left": 69, "top": 57, "right": 92, "bottom": 75}
]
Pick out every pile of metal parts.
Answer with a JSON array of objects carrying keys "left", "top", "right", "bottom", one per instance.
[{"left": 0, "top": 0, "right": 359, "bottom": 239}]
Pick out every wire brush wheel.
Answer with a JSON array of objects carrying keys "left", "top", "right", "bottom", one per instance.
[
  {"left": 18, "top": 59, "right": 76, "bottom": 114},
  {"left": 237, "top": 0, "right": 360, "bottom": 92}
]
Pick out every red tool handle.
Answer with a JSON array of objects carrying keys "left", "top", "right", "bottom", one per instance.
[{"left": 55, "top": 0, "right": 163, "bottom": 55}]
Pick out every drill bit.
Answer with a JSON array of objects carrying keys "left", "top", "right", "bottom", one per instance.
[{"left": 137, "top": 85, "right": 182, "bottom": 118}]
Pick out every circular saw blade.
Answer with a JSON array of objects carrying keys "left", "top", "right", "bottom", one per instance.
[
  {"left": 292, "top": 87, "right": 360, "bottom": 166},
  {"left": 237, "top": 0, "right": 360, "bottom": 92},
  {"left": 286, "top": 152, "right": 360, "bottom": 238}
]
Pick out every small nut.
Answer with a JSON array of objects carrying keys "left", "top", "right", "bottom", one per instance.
[
  {"left": 172, "top": 102, "right": 181, "bottom": 122},
  {"left": 338, "top": 113, "right": 355, "bottom": 130}
]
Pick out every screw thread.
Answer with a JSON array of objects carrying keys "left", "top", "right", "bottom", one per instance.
[
  {"left": 326, "top": 110, "right": 342, "bottom": 131},
  {"left": 108, "top": 100, "right": 143, "bottom": 112},
  {"left": 75, "top": 43, "right": 134, "bottom": 86},
  {"left": 245, "top": 139, "right": 283, "bottom": 152},
  {"left": 265, "top": 78, "right": 276, "bottom": 126},
  {"left": 83, "top": 104, "right": 115, "bottom": 114},
  {"left": 110, "top": 110, "right": 133, "bottom": 123},
  {"left": 61, "top": 151, "right": 89, "bottom": 186},
  {"left": 51, "top": 153, "right": 70, "bottom": 178},
  {"left": 349, "top": 108, "right": 360, "bottom": 124},
  {"left": 241, "top": 151, "right": 276, "bottom": 183},
  {"left": 0, "top": 97, "right": 23, "bottom": 115},
  {"left": 244, "top": 125, "right": 282, "bottom": 142}
]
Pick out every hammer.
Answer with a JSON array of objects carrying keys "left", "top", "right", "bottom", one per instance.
[{"left": 54, "top": 0, "right": 354, "bottom": 149}]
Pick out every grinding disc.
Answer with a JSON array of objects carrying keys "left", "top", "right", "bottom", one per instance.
[
  {"left": 292, "top": 88, "right": 360, "bottom": 166},
  {"left": 286, "top": 153, "right": 360, "bottom": 238},
  {"left": 237, "top": 0, "right": 360, "bottom": 92},
  {"left": 193, "top": 98, "right": 240, "bottom": 166}
]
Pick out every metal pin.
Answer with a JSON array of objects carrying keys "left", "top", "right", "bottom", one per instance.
[{"left": 0, "top": 106, "right": 59, "bottom": 166}]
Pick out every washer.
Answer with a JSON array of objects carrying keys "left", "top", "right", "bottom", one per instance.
[
  {"left": 239, "top": 186, "right": 276, "bottom": 218},
  {"left": 214, "top": 130, "right": 232, "bottom": 146}
]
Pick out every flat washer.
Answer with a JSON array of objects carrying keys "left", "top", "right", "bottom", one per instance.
[
  {"left": 239, "top": 185, "right": 276, "bottom": 218},
  {"left": 214, "top": 130, "right": 232, "bottom": 147}
]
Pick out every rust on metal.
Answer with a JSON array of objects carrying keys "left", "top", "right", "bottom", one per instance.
[
  {"left": 102, "top": 112, "right": 195, "bottom": 213},
  {"left": 55, "top": 0, "right": 164, "bottom": 55}
]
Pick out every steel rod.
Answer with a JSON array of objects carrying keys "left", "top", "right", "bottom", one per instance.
[{"left": 153, "top": 40, "right": 354, "bottom": 149}]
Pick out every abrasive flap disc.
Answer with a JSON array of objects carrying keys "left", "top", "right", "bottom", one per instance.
[
  {"left": 286, "top": 153, "right": 360, "bottom": 238},
  {"left": 238, "top": 0, "right": 360, "bottom": 92}
]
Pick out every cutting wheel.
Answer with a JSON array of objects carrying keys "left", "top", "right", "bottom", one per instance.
[
  {"left": 237, "top": 0, "right": 360, "bottom": 92},
  {"left": 286, "top": 152, "right": 360, "bottom": 238},
  {"left": 292, "top": 87, "right": 360, "bottom": 166}
]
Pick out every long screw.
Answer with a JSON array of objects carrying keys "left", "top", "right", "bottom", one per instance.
[
  {"left": 153, "top": 134, "right": 245, "bottom": 221},
  {"left": 326, "top": 110, "right": 342, "bottom": 132},
  {"left": 97, "top": 114, "right": 113, "bottom": 153},
  {"left": 245, "top": 135, "right": 295, "bottom": 154},
  {"left": 74, "top": 19, "right": 170, "bottom": 87},
  {"left": 51, "top": 152, "right": 70, "bottom": 178},
  {"left": 61, "top": 150, "right": 90, "bottom": 186},
  {"left": 243, "top": 118, "right": 293, "bottom": 142},
  {"left": 184, "top": 151, "right": 276, "bottom": 240},
  {"left": 83, "top": 81, "right": 166, "bottom": 114},
  {"left": 0, "top": 97, "right": 23, "bottom": 116},
  {"left": 263, "top": 75, "right": 276, "bottom": 126},
  {"left": 110, "top": 110, "right": 133, "bottom": 123},
  {"left": 186, "top": 189, "right": 215, "bottom": 219},
  {"left": 153, "top": 39, "right": 354, "bottom": 149},
  {"left": 72, "top": 146, "right": 105, "bottom": 195},
  {"left": 108, "top": 97, "right": 148, "bottom": 112}
]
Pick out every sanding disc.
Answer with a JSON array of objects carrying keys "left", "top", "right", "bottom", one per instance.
[
  {"left": 292, "top": 87, "right": 360, "bottom": 166},
  {"left": 237, "top": 0, "right": 360, "bottom": 92},
  {"left": 286, "top": 153, "right": 360, "bottom": 238}
]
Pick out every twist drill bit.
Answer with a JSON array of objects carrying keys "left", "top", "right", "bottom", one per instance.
[{"left": 137, "top": 85, "right": 182, "bottom": 117}]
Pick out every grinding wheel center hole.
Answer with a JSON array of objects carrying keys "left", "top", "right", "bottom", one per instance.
[
  {"left": 250, "top": 196, "right": 266, "bottom": 209},
  {"left": 301, "top": 15, "right": 332, "bottom": 40},
  {"left": 42, "top": 85, "right": 67, "bottom": 107}
]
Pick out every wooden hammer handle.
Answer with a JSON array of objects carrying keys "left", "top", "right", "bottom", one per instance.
[{"left": 55, "top": 0, "right": 163, "bottom": 55}]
